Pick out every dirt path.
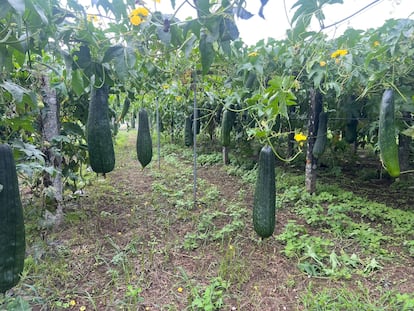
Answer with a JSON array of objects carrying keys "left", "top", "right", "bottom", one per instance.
[{"left": 25, "top": 130, "right": 413, "bottom": 311}]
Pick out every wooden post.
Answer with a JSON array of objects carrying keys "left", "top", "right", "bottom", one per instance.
[{"left": 305, "top": 89, "right": 322, "bottom": 194}]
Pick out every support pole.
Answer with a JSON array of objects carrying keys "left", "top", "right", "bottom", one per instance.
[
  {"left": 192, "top": 71, "right": 198, "bottom": 205},
  {"left": 305, "top": 89, "right": 322, "bottom": 194}
]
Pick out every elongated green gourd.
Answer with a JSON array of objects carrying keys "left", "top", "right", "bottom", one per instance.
[
  {"left": 312, "top": 111, "right": 328, "bottom": 158},
  {"left": 118, "top": 97, "right": 130, "bottom": 122},
  {"left": 253, "top": 145, "right": 276, "bottom": 238},
  {"left": 136, "top": 108, "right": 152, "bottom": 168},
  {"left": 184, "top": 116, "right": 193, "bottom": 147},
  {"left": 87, "top": 85, "right": 115, "bottom": 174},
  {"left": 344, "top": 118, "right": 358, "bottom": 144},
  {"left": 379, "top": 89, "right": 400, "bottom": 177},
  {"left": 0, "top": 144, "right": 25, "bottom": 293},
  {"left": 221, "top": 110, "right": 234, "bottom": 147}
]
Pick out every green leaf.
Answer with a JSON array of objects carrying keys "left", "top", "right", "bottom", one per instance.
[
  {"left": 196, "top": 0, "right": 210, "bottom": 17},
  {"left": 199, "top": 31, "right": 215, "bottom": 75},
  {"left": 7, "top": 0, "right": 25, "bottom": 15},
  {"left": 0, "top": 81, "right": 28, "bottom": 103},
  {"left": 219, "top": 17, "right": 239, "bottom": 41},
  {"left": 112, "top": 46, "right": 136, "bottom": 82},
  {"left": 73, "top": 45, "right": 91, "bottom": 69},
  {"left": 33, "top": 3, "right": 48, "bottom": 25},
  {"left": 71, "top": 69, "right": 85, "bottom": 96},
  {"left": 401, "top": 126, "right": 414, "bottom": 138},
  {"left": 103, "top": 45, "right": 124, "bottom": 63}
]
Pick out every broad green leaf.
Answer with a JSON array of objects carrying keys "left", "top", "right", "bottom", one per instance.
[
  {"left": 33, "top": 3, "right": 48, "bottom": 25},
  {"left": 196, "top": 0, "right": 210, "bottom": 17},
  {"left": 219, "top": 17, "right": 239, "bottom": 41},
  {"left": 112, "top": 46, "right": 136, "bottom": 82},
  {"left": 7, "top": 0, "right": 25, "bottom": 15},
  {"left": 184, "top": 34, "right": 197, "bottom": 58},
  {"left": 103, "top": 45, "right": 124, "bottom": 63},
  {"left": 62, "top": 122, "right": 84, "bottom": 136},
  {"left": 72, "top": 69, "right": 85, "bottom": 96},
  {"left": 401, "top": 126, "right": 414, "bottom": 138},
  {"left": 0, "top": 81, "right": 28, "bottom": 102},
  {"left": 73, "top": 46, "right": 91, "bottom": 69}
]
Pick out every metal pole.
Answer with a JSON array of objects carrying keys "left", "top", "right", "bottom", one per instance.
[
  {"left": 192, "top": 71, "right": 197, "bottom": 206},
  {"left": 156, "top": 97, "right": 161, "bottom": 169}
]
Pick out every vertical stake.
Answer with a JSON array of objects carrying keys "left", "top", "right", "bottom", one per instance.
[
  {"left": 156, "top": 97, "right": 161, "bottom": 170},
  {"left": 192, "top": 70, "right": 198, "bottom": 206},
  {"left": 305, "top": 89, "right": 322, "bottom": 194}
]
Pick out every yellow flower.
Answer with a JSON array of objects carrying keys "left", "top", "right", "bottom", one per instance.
[
  {"left": 319, "top": 61, "right": 326, "bottom": 67},
  {"left": 373, "top": 41, "right": 380, "bottom": 47},
  {"left": 69, "top": 300, "right": 76, "bottom": 307},
  {"left": 330, "top": 49, "right": 348, "bottom": 58},
  {"left": 162, "top": 84, "right": 169, "bottom": 89},
  {"left": 87, "top": 14, "right": 99, "bottom": 23},
  {"left": 248, "top": 51, "right": 258, "bottom": 57},
  {"left": 154, "top": 0, "right": 161, "bottom": 2},
  {"left": 130, "top": 7, "right": 149, "bottom": 17},
  {"left": 129, "top": 7, "right": 149, "bottom": 26},
  {"left": 130, "top": 15, "right": 142, "bottom": 26},
  {"left": 177, "top": 287, "right": 183, "bottom": 293},
  {"left": 79, "top": 306, "right": 86, "bottom": 311},
  {"left": 294, "top": 132, "right": 307, "bottom": 146}
]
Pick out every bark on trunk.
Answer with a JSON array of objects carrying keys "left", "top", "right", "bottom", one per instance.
[
  {"left": 40, "top": 75, "right": 63, "bottom": 227},
  {"left": 305, "top": 89, "right": 322, "bottom": 194}
]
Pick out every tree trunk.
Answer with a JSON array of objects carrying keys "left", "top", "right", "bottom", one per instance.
[
  {"left": 40, "top": 75, "right": 63, "bottom": 227},
  {"left": 305, "top": 89, "right": 322, "bottom": 194}
]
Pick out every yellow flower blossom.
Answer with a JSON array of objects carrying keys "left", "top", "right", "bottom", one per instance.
[
  {"left": 319, "top": 61, "right": 326, "bottom": 67},
  {"left": 294, "top": 132, "right": 307, "bottom": 146},
  {"left": 129, "top": 7, "right": 149, "bottom": 26},
  {"left": 248, "top": 51, "right": 258, "bottom": 57},
  {"left": 162, "top": 84, "right": 169, "bottom": 89},
  {"left": 69, "top": 300, "right": 76, "bottom": 307},
  {"left": 373, "top": 41, "right": 380, "bottom": 47},
  {"left": 330, "top": 49, "right": 348, "bottom": 58},
  {"left": 130, "top": 15, "right": 142, "bottom": 26},
  {"left": 154, "top": 0, "right": 161, "bottom": 2},
  {"left": 79, "top": 306, "right": 86, "bottom": 311},
  {"left": 87, "top": 14, "right": 99, "bottom": 23},
  {"left": 177, "top": 287, "right": 183, "bottom": 293}
]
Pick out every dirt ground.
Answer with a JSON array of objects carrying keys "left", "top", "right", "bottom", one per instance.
[{"left": 23, "top": 131, "right": 414, "bottom": 311}]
